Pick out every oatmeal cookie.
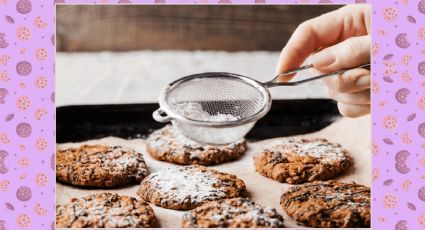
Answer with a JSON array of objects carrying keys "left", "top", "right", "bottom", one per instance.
[
  {"left": 181, "top": 197, "right": 285, "bottom": 228},
  {"left": 138, "top": 165, "right": 246, "bottom": 210},
  {"left": 56, "top": 145, "right": 148, "bottom": 187},
  {"left": 146, "top": 125, "right": 247, "bottom": 165},
  {"left": 280, "top": 180, "right": 370, "bottom": 228},
  {"left": 253, "top": 138, "right": 352, "bottom": 184},
  {"left": 56, "top": 192, "right": 156, "bottom": 228}
]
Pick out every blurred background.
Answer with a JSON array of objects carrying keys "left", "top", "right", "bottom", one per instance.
[{"left": 56, "top": 5, "right": 342, "bottom": 106}]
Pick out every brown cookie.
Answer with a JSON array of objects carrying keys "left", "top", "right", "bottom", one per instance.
[
  {"left": 280, "top": 181, "right": 370, "bottom": 228},
  {"left": 181, "top": 197, "right": 285, "bottom": 228},
  {"left": 138, "top": 165, "right": 246, "bottom": 210},
  {"left": 146, "top": 125, "right": 247, "bottom": 165},
  {"left": 56, "top": 145, "right": 148, "bottom": 187},
  {"left": 56, "top": 192, "right": 156, "bottom": 228},
  {"left": 253, "top": 138, "right": 352, "bottom": 184}
]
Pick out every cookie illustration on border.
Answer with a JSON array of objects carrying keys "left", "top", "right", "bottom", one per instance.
[
  {"left": 146, "top": 125, "right": 247, "bottom": 165},
  {"left": 280, "top": 181, "right": 370, "bottom": 228},
  {"left": 253, "top": 138, "right": 352, "bottom": 184},
  {"left": 181, "top": 197, "right": 285, "bottom": 228},
  {"left": 56, "top": 192, "right": 156, "bottom": 228},
  {"left": 56, "top": 145, "right": 148, "bottom": 187},
  {"left": 138, "top": 165, "right": 246, "bottom": 210}
]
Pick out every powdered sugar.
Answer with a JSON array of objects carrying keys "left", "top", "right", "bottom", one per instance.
[
  {"left": 147, "top": 125, "right": 245, "bottom": 159},
  {"left": 56, "top": 193, "right": 155, "bottom": 228},
  {"left": 93, "top": 146, "right": 144, "bottom": 172},
  {"left": 168, "top": 102, "right": 252, "bottom": 145},
  {"left": 322, "top": 193, "right": 369, "bottom": 207},
  {"left": 56, "top": 145, "right": 148, "bottom": 187},
  {"left": 140, "top": 166, "right": 245, "bottom": 209},
  {"left": 213, "top": 202, "right": 283, "bottom": 226},
  {"left": 268, "top": 138, "right": 348, "bottom": 162},
  {"left": 146, "top": 167, "right": 225, "bottom": 204},
  {"left": 112, "top": 155, "right": 135, "bottom": 168},
  {"left": 148, "top": 125, "right": 208, "bottom": 149},
  {"left": 172, "top": 102, "right": 241, "bottom": 122},
  {"left": 184, "top": 198, "right": 284, "bottom": 227}
]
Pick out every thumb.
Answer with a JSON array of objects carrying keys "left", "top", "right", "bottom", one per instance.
[{"left": 310, "top": 35, "right": 370, "bottom": 72}]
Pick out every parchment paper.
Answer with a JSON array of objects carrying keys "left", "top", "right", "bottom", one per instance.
[{"left": 56, "top": 115, "right": 371, "bottom": 228}]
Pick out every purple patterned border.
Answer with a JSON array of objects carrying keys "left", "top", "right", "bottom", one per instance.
[{"left": 0, "top": 0, "right": 423, "bottom": 229}]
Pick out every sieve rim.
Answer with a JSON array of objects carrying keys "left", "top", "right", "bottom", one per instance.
[{"left": 157, "top": 72, "right": 272, "bottom": 127}]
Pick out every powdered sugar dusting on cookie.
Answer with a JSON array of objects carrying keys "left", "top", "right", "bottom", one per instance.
[
  {"left": 280, "top": 181, "right": 370, "bottom": 228},
  {"left": 111, "top": 154, "right": 136, "bottom": 168},
  {"left": 138, "top": 165, "right": 245, "bottom": 210},
  {"left": 254, "top": 138, "right": 352, "bottom": 184},
  {"left": 56, "top": 145, "right": 148, "bottom": 187},
  {"left": 56, "top": 193, "right": 156, "bottom": 228},
  {"left": 147, "top": 125, "right": 246, "bottom": 163},
  {"left": 146, "top": 167, "right": 226, "bottom": 203},
  {"left": 149, "top": 125, "right": 243, "bottom": 151},
  {"left": 182, "top": 198, "right": 284, "bottom": 227},
  {"left": 267, "top": 138, "right": 348, "bottom": 162},
  {"left": 211, "top": 200, "right": 283, "bottom": 226},
  {"left": 148, "top": 124, "right": 206, "bottom": 150}
]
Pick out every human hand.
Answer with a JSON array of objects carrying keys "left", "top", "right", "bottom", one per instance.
[{"left": 275, "top": 5, "right": 371, "bottom": 118}]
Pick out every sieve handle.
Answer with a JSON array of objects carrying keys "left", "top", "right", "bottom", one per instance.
[
  {"left": 153, "top": 108, "right": 172, "bottom": 123},
  {"left": 264, "top": 63, "right": 371, "bottom": 87}
]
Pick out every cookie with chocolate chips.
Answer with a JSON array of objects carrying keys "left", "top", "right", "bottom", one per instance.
[
  {"left": 56, "top": 145, "right": 148, "bottom": 187},
  {"left": 181, "top": 197, "right": 285, "bottom": 228},
  {"left": 280, "top": 180, "right": 370, "bottom": 228},
  {"left": 146, "top": 125, "right": 247, "bottom": 165},
  {"left": 56, "top": 192, "right": 156, "bottom": 228},
  {"left": 138, "top": 165, "right": 246, "bottom": 210},
  {"left": 253, "top": 138, "right": 352, "bottom": 184}
]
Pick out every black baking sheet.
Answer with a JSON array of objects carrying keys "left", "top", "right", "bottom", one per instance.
[{"left": 56, "top": 99, "right": 340, "bottom": 143}]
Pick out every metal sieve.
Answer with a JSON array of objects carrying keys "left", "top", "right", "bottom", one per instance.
[{"left": 153, "top": 63, "right": 370, "bottom": 145}]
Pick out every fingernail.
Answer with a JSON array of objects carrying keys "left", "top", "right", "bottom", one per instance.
[
  {"left": 356, "top": 75, "right": 370, "bottom": 88},
  {"left": 311, "top": 49, "right": 335, "bottom": 67}
]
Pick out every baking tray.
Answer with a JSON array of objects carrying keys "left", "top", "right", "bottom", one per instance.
[
  {"left": 56, "top": 99, "right": 340, "bottom": 143},
  {"left": 56, "top": 99, "right": 371, "bottom": 228}
]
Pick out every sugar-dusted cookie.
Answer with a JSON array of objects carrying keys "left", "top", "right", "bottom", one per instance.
[
  {"left": 280, "top": 180, "right": 370, "bottom": 228},
  {"left": 254, "top": 138, "right": 352, "bottom": 184},
  {"left": 56, "top": 145, "right": 148, "bottom": 187},
  {"left": 138, "top": 165, "right": 246, "bottom": 210},
  {"left": 147, "top": 125, "right": 247, "bottom": 165},
  {"left": 56, "top": 192, "right": 156, "bottom": 228},
  {"left": 181, "top": 197, "right": 284, "bottom": 228}
]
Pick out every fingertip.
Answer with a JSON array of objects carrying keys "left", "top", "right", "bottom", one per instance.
[
  {"left": 337, "top": 102, "right": 370, "bottom": 118},
  {"left": 337, "top": 102, "right": 359, "bottom": 118},
  {"left": 322, "top": 68, "right": 370, "bottom": 93},
  {"left": 355, "top": 74, "right": 370, "bottom": 89},
  {"left": 310, "top": 48, "right": 335, "bottom": 69}
]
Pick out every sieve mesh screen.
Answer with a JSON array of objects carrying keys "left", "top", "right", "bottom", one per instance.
[{"left": 166, "top": 76, "right": 266, "bottom": 122}]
